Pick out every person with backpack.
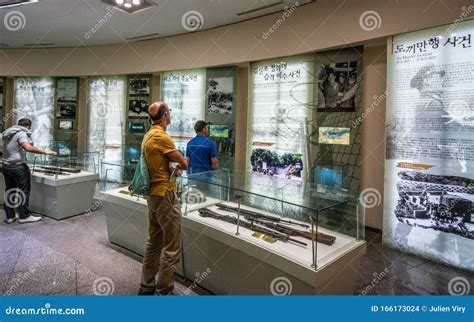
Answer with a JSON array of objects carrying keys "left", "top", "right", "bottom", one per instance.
[{"left": 138, "top": 101, "right": 188, "bottom": 296}]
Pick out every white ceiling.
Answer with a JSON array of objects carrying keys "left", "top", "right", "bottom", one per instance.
[{"left": 0, "top": 0, "right": 315, "bottom": 48}]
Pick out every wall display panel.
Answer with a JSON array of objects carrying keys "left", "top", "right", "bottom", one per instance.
[
  {"left": 14, "top": 77, "right": 55, "bottom": 149},
  {"left": 87, "top": 76, "right": 126, "bottom": 178},
  {"left": 54, "top": 78, "right": 79, "bottom": 155},
  {"left": 248, "top": 55, "right": 314, "bottom": 183},
  {"left": 384, "top": 20, "right": 474, "bottom": 271},
  {"left": 311, "top": 48, "right": 363, "bottom": 193},
  {"left": 161, "top": 69, "right": 206, "bottom": 139}
]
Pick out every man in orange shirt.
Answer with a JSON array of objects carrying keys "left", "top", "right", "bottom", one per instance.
[{"left": 139, "top": 101, "right": 188, "bottom": 296}]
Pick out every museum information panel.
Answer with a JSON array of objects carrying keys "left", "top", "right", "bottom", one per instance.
[
  {"left": 248, "top": 55, "right": 314, "bottom": 183},
  {"left": 14, "top": 77, "right": 55, "bottom": 148},
  {"left": 384, "top": 20, "right": 474, "bottom": 271}
]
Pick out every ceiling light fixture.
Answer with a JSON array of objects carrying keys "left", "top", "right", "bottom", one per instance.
[{"left": 103, "top": 0, "right": 154, "bottom": 14}]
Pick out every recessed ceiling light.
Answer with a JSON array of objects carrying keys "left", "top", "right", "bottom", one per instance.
[{"left": 102, "top": 0, "right": 155, "bottom": 14}]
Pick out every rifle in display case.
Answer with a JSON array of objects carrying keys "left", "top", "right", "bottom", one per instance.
[
  {"left": 198, "top": 208, "right": 307, "bottom": 247},
  {"left": 215, "top": 203, "right": 310, "bottom": 228}
]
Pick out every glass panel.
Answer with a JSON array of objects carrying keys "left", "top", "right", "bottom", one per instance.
[
  {"left": 184, "top": 169, "right": 357, "bottom": 213},
  {"left": 181, "top": 169, "right": 363, "bottom": 269}
]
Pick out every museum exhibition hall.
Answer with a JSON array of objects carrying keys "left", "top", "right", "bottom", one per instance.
[{"left": 0, "top": 0, "right": 473, "bottom": 297}]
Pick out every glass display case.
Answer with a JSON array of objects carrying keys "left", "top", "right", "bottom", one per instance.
[
  {"left": 179, "top": 169, "right": 364, "bottom": 270},
  {"left": 99, "top": 166, "right": 366, "bottom": 293},
  {"left": 26, "top": 151, "right": 100, "bottom": 179}
]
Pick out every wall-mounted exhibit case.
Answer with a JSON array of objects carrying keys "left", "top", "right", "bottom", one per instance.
[
  {"left": 100, "top": 165, "right": 365, "bottom": 294},
  {"left": 0, "top": 153, "right": 100, "bottom": 220},
  {"left": 384, "top": 20, "right": 474, "bottom": 272}
]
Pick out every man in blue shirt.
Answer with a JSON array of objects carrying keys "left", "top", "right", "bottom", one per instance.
[{"left": 186, "top": 120, "right": 219, "bottom": 174}]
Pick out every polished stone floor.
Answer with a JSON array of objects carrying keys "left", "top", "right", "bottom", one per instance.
[{"left": 0, "top": 210, "right": 472, "bottom": 295}]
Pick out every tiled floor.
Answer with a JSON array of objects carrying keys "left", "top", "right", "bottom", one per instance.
[
  {"left": 354, "top": 230, "right": 474, "bottom": 295},
  {"left": 0, "top": 210, "right": 472, "bottom": 295}
]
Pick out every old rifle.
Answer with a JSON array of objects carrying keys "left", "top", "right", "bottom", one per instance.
[
  {"left": 215, "top": 203, "right": 310, "bottom": 228},
  {"left": 198, "top": 208, "right": 307, "bottom": 247},
  {"left": 245, "top": 216, "right": 336, "bottom": 246}
]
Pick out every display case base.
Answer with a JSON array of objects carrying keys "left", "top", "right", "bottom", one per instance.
[{"left": 0, "top": 171, "right": 99, "bottom": 220}]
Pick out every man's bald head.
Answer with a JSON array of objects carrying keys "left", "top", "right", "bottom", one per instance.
[{"left": 148, "top": 101, "right": 169, "bottom": 123}]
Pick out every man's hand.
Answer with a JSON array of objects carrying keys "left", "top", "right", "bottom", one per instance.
[
  {"left": 44, "top": 150, "right": 58, "bottom": 155},
  {"left": 167, "top": 150, "right": 188, "bottom": 171}
]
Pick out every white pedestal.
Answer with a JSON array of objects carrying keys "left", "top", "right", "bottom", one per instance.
[
  {"left": 0, "top": 171, "right": 99, "bottom": 220},
  {"left": 101, "top": 187, "right": 366, "bottom": 295}
]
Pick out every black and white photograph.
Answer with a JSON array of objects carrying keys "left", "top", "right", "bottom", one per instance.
[
  {"left": 128, "top": 99, "right": 149, "bottom": 117},
  {"left": 58, "top": 120, "right": 74, "bottom": 130},
  {"left": 56, "top": 102, "right": 76, "bottom": 118},
  {"left": 317, "top": 61, "right": 358, "bottom": 112},
  {"left": 395, "top": 171, "right": 474, "bottom": 240},
  {"left": 207, "top": 77, "right": 233, "bottom": 115},
  {"left": 129, "top": 77, "right": 150, "bottom": 96},
  {"left": 56, "top": 78, "right": 78, "bottom": 102}
]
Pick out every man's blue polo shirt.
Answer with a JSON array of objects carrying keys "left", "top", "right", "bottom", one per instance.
[{"left": 186, "top": 134, "right": 218, "bottom": 174}]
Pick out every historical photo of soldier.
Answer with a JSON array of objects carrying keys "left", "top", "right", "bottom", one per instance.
[
  {"left": 56, "top": 102, "right": 76, "bottom": 118},
  {"left": 129, "top": 77, "right": 150, "bottom": 96},
  {"left": 317, "top": 61, "right": 358, "bottom": 112},
  {"left": 410, "top": 63, "right": 446, "bottom": 112},
  {"left": 128, "top": 99, "right": 149, "bottom": 118},
  {"left": 394, "top": 171, "right": 474, "bottom": 240},
  {"left": 207, "top": 77, "right": 233, "bottom": 115}
]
